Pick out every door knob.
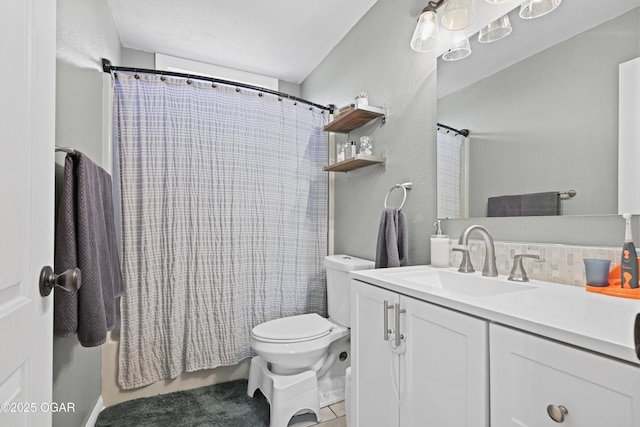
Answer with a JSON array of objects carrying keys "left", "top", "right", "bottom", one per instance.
[{"left": 39, "top": 266, "right": 81, "bottom": 296}]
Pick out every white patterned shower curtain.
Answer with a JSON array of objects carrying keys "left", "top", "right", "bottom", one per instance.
[
  {"left": 113, "top": 72, "right": 328, "bottom": 390},
  {"left": 437, "top": 128, "right": 468, "bottom": 219}
]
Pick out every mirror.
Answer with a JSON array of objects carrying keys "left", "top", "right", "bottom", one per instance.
[{"left": 436, "top": 0, "right": 640, "bottom": 219}]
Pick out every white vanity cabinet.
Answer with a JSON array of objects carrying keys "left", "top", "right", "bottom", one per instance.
[
  {"left": 490, "top": 324, "right": 640, "bottom": 427},
  {"left": 351, "top": 279, "right": 489, "bottom": 427}
]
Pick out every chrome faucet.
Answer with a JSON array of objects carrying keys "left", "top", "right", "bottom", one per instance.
[
  {"left": 508, "top": 254, "right": 540, "bottom": 282},
  {"left": 452, "top": 247, "right": 474, "bottom": 273},
  {"left": 458, "top": 225, "right": 498, "bottom": 277}
]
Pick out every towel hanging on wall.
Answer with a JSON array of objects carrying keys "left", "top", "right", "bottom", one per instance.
[
  {"left": 375, "top": 207, "right": 409, "bottom": 268},
  {"left": 54, "top": 151, "right": 125, "bottom": 347}
]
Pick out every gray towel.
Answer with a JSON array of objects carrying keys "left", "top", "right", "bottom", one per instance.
[
  {"left": 375, "top": 208, "right": 409, "bottom": 268},
  {"left": 54, "top": 153, "right": 125, "bottom": 347},
  {"left": 488, "top": 195, "right": 521, "bottom": 217},
  {"left": 488, "top": 192, "right": 559, "bottom": 217},
  {"left": 520, "top": 191, "right": 560, "bottom": 216}
]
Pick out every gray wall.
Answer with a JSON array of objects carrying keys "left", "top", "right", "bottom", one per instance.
[
  {"left": 121, "top": 47, "right": 156, "bottom": 69},
  {"left": 278, "top": 80, "right": 301, "bottom": 97},
  {"left": 302, "top": 0, "right": 438, "bottom": 264},
  {"left": 54, "top": 1, "right": 122, "bottom": 426},
  {"left": 439, "top": 10, "right": 639, "bottom": 218}
]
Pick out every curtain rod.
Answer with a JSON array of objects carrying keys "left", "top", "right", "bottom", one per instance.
[
  {"left": 437, "top": 123, "right": 469, "bottom": 137},
  {"left": 102, "top": 58, "right": 332, "bottom": 113}
]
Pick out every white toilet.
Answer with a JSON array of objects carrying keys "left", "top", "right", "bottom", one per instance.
[{"left": 247, "top": 254, "right": 374, "bottom": 427}]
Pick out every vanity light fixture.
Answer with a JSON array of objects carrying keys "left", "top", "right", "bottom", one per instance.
[
  {"left": 410, "top": 0, "right": 474, "bottom": 52},
  {"left": 441, "top": 0, "right": 474, "bottom": 31},
  {"left": 519, "top": 0, "right": 561, "bottom": 19},
  {"left": 434, "top": 0, "right": 560, "bottom": 61},
  {"left": 421, "top": 0, "right": 559, "bottom": 58},
  {"left": 478, "top": 14, "right": 512, "bottom": 43},
  {"left": 410, "top": 1, "right": 445, "bottom": 52},
  {"left": 442, "top": 38, "right": 472, "bottom": 61}
]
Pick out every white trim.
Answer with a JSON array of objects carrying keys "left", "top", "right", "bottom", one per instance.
[
  {"left": 327, "top": 115, "right": 335, "bottom": 256},
  {"left": 460, "top": 136, "right": 470, "bottom": 218},
  {"left": 618, "top": 56, "right": 640, "bottom": 214},
  {"left": 155, "top": 54, "right": 278, "bottom": 91},
  {"left": 85, "top": 396, "right": 104, "bottom": 427},
  {"left": 102, "top": 72, "right": 113, "bottom": 173}
]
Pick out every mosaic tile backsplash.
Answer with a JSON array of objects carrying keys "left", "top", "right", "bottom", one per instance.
[{"left": 447, "top": 239, "right": 621, "bottom": 287}]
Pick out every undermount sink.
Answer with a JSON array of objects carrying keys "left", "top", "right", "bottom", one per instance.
[{"left": 385, "top": 269, "right": 538, "bottom": 297}]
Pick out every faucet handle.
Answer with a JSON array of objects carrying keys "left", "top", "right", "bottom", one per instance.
[
  {"left": 453, "top": 247, "right": 475, "bottom": 273},
  {"left": 508, "top": 254, "right": 540, "bottom": 282}
]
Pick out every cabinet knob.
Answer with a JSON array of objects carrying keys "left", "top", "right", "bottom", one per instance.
[{"left": 546, "top": 404, "right": 568, "bottom": 423}]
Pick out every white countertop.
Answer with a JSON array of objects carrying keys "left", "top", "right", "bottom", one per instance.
[{"left": 350, "top": 265, "right": 640, "bottom": 365}]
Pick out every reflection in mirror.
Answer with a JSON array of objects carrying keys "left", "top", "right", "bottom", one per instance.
[
  {"left": 437, "top": 0, "right": 640, "bottom": 219},
  {"left": 436, "top": 124, "right": 469, "bottom": 219}
]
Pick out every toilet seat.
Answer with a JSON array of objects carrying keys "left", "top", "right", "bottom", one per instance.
[{"left": 252, "top": 313, "right": 333, "bottom": 344}]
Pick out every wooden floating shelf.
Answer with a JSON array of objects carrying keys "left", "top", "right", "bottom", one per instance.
[
  {"left": 324, "top": 104, "right": 386, "bottom": 133},
  {"left": 323, "top": 155, "right": 386, "bottom": 172}
]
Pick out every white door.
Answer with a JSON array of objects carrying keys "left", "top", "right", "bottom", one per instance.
[
  {"left": 401, "top": 295, "right": 488, "bottom": 427},
  {"left": 351, "top": 280, "right": 400, "bottom": 427},
  {"left": 0, "top": 0, "right": 56, "bottom": 426}
]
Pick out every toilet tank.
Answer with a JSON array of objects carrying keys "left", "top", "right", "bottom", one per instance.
[{"left": 324, "top": 254, "right": 374, "bottom": 327}]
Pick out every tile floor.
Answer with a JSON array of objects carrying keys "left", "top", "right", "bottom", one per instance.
[{"left": 287, "top": 400, "right": 346, "bottom": 427}]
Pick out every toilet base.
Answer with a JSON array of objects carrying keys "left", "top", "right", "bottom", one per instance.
[
  {"left": 317, "top": 335, "right": 350, "bottom": 407},
  {"left": 247, "top": 356, "right": 321, "bottom": 427}
]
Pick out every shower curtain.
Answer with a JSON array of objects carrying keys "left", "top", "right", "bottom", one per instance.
[
  {"left": 113, "top": 72, "right": 328, "bottom": 390},
  {"left": 437, "top": 128, "right": 467, "bottom": 219}
]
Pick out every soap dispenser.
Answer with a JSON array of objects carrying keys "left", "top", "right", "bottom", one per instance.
[{"left": 431, "top": 220, "right": 450, "bottom": 268}]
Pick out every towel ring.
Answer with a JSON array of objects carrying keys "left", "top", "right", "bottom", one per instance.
[{"left": 384, "top": 182, "right": 413, "bottom": 211}]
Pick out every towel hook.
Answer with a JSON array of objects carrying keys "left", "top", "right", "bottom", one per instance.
[
  {"left": 384, "top": 182, "right": 413, "bottom": 211},
  {"left": 39, "top": 266, "right": 82, "bottom": 297}
]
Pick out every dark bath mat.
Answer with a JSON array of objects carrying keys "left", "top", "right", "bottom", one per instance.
[{"left": 95, "top": 379, "right": 269, "bottom": 427}]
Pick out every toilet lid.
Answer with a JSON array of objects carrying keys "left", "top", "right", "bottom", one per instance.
[{"left": 252, "top": 313, "right": 333, "bottom": 342}]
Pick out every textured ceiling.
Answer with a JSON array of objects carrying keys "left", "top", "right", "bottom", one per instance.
[{"left": 107, "top": 0, "right": 378, "bottom": 84}]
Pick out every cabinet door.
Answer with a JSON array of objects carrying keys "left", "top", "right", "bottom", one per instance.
[
  {"left": 491, "top": 324, "right": 640, "bottom": 427},
  {"left": 351, "top": 280, "right": 400, "bottom": 427},
  {"left": 401, "top": 295, "right": 489, "bottom": 427}
]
